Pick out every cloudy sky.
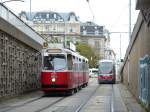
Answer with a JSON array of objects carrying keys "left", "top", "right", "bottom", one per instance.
[{"left": 3, "top": 0, "right": 139, "bottom": 59}]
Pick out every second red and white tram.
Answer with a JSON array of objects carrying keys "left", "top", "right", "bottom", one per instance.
[{"left": 41, "top": 48, "right": 89, "bottom": 95}]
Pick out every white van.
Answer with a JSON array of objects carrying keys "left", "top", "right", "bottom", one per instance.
[{"left": 89, "top": 68, "right": 98, "bottom": 78}]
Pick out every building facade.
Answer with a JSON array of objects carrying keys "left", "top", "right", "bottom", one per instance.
[
  {"left": 80, "top": 21, "right": 107, "bottom": 59},
  {"left": 19, "top": 11, "right": 80, "bottom": 46},
  {"left": 20, "top": 12, "right": 110, "bottom": 59}
]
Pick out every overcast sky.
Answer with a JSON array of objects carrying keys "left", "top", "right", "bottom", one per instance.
[{"left": 3, "top": 0, "right": 139, "bottom": 60}]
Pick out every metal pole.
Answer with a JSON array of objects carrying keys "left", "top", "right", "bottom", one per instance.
[
  {"left": 30, "top": 0, "right": 31, "bottom": 19},
  {"left": 129, "top": 0, "right": 131, "bottom": 42},
  {"left": 120, "top": 34, "right": 121, "bottom": 60},
  {"left": 64, "top": 21, "right": 66, "bottom": 48}
]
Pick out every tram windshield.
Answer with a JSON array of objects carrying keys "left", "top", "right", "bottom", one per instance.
[
  {"left": 99, "top": 62, "right": 113, "bottom": 74},
  {"left": 43, "top": 54, "right": 67, "bottom": 71}
]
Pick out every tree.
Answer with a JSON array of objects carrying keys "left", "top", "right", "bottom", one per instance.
[{"left": 76, "top": 42, "right": 99, "bottom": 68}]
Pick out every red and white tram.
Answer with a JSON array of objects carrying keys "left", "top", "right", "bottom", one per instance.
[
  {"left": 97, "top": 59, "right": 116, "bottom": 84},
  {"left": 41, "top": 48, "right": 89, "bottom": 95}
]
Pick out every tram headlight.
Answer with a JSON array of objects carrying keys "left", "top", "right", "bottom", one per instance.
[{"left": 52, "top": 78, "right": 56, "bottom": 82}]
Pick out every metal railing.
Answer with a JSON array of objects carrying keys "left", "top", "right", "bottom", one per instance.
[{"left": 0, "top": 3, "right": 45, "bottom": 46}]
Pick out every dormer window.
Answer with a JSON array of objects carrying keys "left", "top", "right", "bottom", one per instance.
[
  {"left": 46, "top": 14, "right": 49, "bottom": 19},
  {"left": 39, "top": 14, "right": 42, "bottom": 19},
  {"left": 54, "top": 14, "right": 57, "bottom": 19},
  {"left": 69, "top": 15, "right": 76, "bottom": 22},
  {"left": 83, "top": 30, "right": 87, "bottom": 35}
]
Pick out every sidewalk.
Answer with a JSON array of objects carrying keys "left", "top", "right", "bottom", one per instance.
[
  {"left": 0, "top": 91, "right": 43, "bottom": 111},
  {"left": 118, "top": 84, "right": 146, "bottom": 112}
]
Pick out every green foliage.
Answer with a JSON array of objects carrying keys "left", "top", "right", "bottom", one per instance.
[{"left": 76, "top": 42, "right": 99, "bottom": 68}]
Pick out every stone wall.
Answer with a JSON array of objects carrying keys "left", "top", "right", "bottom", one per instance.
[{"left": 0, "top": 30, "right": 42, "bottom": 98}]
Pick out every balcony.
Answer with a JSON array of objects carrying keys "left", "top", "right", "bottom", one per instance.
[{"left": 136, "top": 0, "right": 150, "bottom": 9}]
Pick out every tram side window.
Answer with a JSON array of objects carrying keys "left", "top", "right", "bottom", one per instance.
[
  {"left": 72, "top": 56, "right": 78, "bottom": 71},
  {"left": 82, "top": 60, "right": 86, "bottom": 72},
  {"left": 67, "top": 54, "right": 73, "bottom": 70},
  {"left": 43, "top": 56, "right": 53, "bottom": 70},
  {"left": 79, "top": 58, "right": 83, "bottom": 71}
]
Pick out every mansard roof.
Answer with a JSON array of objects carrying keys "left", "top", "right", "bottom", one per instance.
[
  {"left": 59, "top": 12, "right": 78, "bottom": 21},
  {"left": 80, "top": 21, "right": 104, "bottom": 35},
  {"left": 19, "top": 11, "right": 79, "bottom": 22}
]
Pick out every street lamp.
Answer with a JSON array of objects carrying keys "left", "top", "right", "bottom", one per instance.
[{"left": 0, "top": 0, "right": 24, "bottom": 4}]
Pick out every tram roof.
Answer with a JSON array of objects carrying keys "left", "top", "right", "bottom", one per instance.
[
  {"left": 43, "top": 48, "right": 88, "bottom": 61},
  {"left": 64, "top": 48, "right": 88, "bottom": 61}
]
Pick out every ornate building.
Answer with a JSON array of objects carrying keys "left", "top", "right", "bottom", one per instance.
[
  {"left": 80, "top": 21, "right": 108, "bottom": 59},
  {"left": 19, "top": 11, "right": 80, "bottom": 46},
  {"left": 19, "top": 12, "right": 110, "bottom": 59}
]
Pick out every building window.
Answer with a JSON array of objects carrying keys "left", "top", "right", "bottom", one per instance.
[
  {"left": 39, "top": 14, "right": 42, "bottom": 19},
  {"left": 95, "top": 41, "right": 100, "bottom": 50},
  {"left": 70, "top": 28, "right": 73, "bottom": 32},
  {"left": 83, "top": 30, "right": 87, "bottom": 35},
  {"left": 45, "top": 25, "right": 49, "bottom": 32},
  {"left": 95, "top": 30, "right": 99, "bottom": 35}
]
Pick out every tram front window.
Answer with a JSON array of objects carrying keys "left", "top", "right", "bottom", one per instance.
[
  {"left": 44, "top": 54, "right": 66, "bottom": 71},
  {"left": 99, "top": 62, "right": 113, "bottom": 74}
]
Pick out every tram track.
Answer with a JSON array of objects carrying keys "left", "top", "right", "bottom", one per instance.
[
  {"left": 0, "top": 79, "right": 100, "bottom": 112},
  {"left": 110, "top": 84, "right": 114, "bottom": 112},
  {"left": 77, "top": 84, "right": 115, "bottom": 112},
  {"left": 75, "top": 84, "right": 100, "bottom": 112},
  {"left": 35, "top": 97, "right": 66, "bottom": 112},
  {"left": 1, "top": 95, "right": 67, "bottom": 112}
]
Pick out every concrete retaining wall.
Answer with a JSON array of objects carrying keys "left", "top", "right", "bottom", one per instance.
[{"left": 120, "top": 12, "right": 150, "bottom": 110}]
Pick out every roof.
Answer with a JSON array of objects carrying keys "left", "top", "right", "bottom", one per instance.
[
  {"left": 80, "top": 21, "right": 104, "bottom": 35},
  {"left": 19, "top": 11, "right": 79, "bottom": 22}
]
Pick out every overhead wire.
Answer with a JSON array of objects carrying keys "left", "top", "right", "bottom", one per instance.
[
  {"left": 86, "top": 0, "right": 95, "bottom": 22},
  {"left": 110, "top": 4, "right": 128, "bottom": 30}
]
